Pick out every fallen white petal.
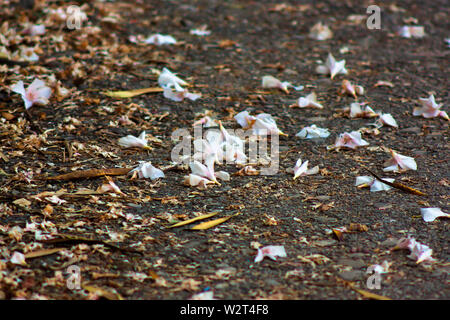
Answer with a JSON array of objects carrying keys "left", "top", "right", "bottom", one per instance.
[
  {"left": 144, "top": 33, "right": 177, "bottom": 45},
  {"left": 118, "top": 131, "right": 149, "bottom": 149},
  {"left": 131, "top": 162, "right": 165, "bottom": 180},
  {"left": 383, "top": 149, "right": 417, "bottom": 172},
  {"left": 420, "top": 208, "right": 450, "bottom": 222},
  {"left": 10, "top": 252, "right": 26, "bottom": 265},
  {"left": 158, "top": 68, "right": 187, "bottom": 90},
  {"left": 378, "top": 113, "right": 398, "bottom": 128},
  {"left": 262, "top": 75, "right": 290, "bottom": 92},
  {"left": 330, "top": 131, "right": 369, "bottom": 150},
  {"left": 296, "top": 124, "right": 330, "bottom": 139},
  {"left": 297, "top": 92, "right": 323, "bottom": 109},
  {"left": 254, "top": 245, "right": 287, "bottom": 263}
]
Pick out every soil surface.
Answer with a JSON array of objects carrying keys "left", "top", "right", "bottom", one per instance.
[{"left": 0, "top": 0, "right": 449, "bottom": 300}]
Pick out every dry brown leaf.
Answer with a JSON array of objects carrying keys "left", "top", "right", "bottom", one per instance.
[
  {"left": 218, "top": 39, "right": 237, "bottom": 48},
  {"left": 42, "top": 204, "right": 53, "bottom": 217},
  {"left": 13, "top": 198, "right": 31, "bottom": 207}
]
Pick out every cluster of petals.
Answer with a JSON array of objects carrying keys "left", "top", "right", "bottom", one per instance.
[
  {"left": 184, "top": 154, "right": 230, "bottom": 189},
  {"left": 158, "top": 68, "right": 201, "bottom": 101}
]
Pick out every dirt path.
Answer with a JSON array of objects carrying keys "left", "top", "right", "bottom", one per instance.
[{"left": 0, "top": 0, "right": 448, "bottom": 300}]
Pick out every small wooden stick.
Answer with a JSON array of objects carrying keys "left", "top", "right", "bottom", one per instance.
[{"left": 365, "top": 168, "right": 427, "bottom": 196}]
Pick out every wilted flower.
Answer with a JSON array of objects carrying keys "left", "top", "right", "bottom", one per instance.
[
  {"left": 193, "top": 124, "right": 246, "bottom": 165},
  {"left": 118, "top": 131, "right": 151, "bottom": 149},
  {"left": 262, "top": 75, "right": 291, "bottom": 93},
  {"left": 254, "top": 245, "right": 287, "bottom": 263},
  {"left": 163, "top": 87, "right": 201, "bottom": 102},
  {"left": 371, "top": 261, "right": 392, "bottom": 274},
  {"left": 309, "top": 22, "right": 333, "bottom": 40},
  {"left": 293, "top": 158, "right": 319, "bottom": 180},
  {"left": 329, "top": 131, "right": 369, "bottom": 150},
  {"left": 413, "top": 95, "right": 448, "bottom": 120},
  {"left": 130, "top": 162, "right": 165, "bottom": 180},
  {"left": 158, "top": 68, "right": 188, "bottom": 92},
  {"left": 185, "top": 154, "right": 229, "bottom": 188},
  {"left": 234, "top": 111, "right": 287, "bottom": 136},
  {"left": 316, "top": 53, "right": 347, "bottom": 79},
  {"left": 376, "top": 113, "right": 398, "bottom": 128},
  {"left": 296, "top": 92, "right": 323, "bottom": 109},
  {"left": 97, "top": 178, "right": 124, "bottom": 195},
  {"left": 144, "top": 34, "right": 177, "bottom": 45},
  {"left": 355, "top": 175, "right": 394, "bottom": 192},
  {"left": 420, "top": 208, "right": 450, "bottom": 222},
  {"left": 348, "top": 102, "right": 378, "bottom": 118},
  {"left": 296, "top": 124, "right": 330, "bottom": 139},
  {"left": 339, "top": 80, "right": 364, "bottom": 98},
  {"left": 383, "top": 149, "right": 417, "bottom": 172},
  {"left": 392, "top": 237, "right": 434, "bottom": 264},
  {"left": 11, "top": 78, "right": 51, "bottom": 110}
]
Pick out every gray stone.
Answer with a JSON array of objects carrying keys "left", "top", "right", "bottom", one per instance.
[
  {"left": 337, "top": 258, "right": 366, "bottom": 269},
  {"left": 338, "top": 270, "right": 365, "bottom": 281},
  {"left": 380, "top": 238, "right": 398, "bottom": 247}
]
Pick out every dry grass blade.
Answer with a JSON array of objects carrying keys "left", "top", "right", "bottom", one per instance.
[
  {"left": 167, "top": 212, "right": 220, "bottom": 228},
  {"left": 46, "top": 168, "right": 132, "bottom": 181},
  {"left": 351, "top": 287, "right": 392, "bottom": 300},
  {"left": 103, "top": 87, "right": 163, "bottom": 98},
  {"left": 24, "top": 248, "right": 64, "bottom": 259},
  {"left": 191, "top": 212, "right": 240, "bottom": 230}
]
